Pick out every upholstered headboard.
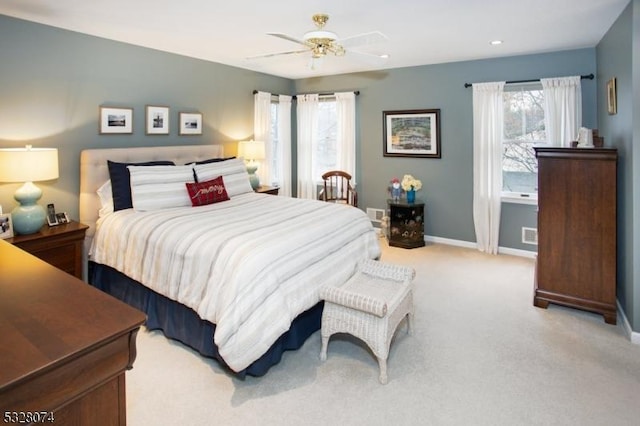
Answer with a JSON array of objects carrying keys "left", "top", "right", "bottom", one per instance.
[{"left": 79, "top": 144, "right": 224, "bottom": 257}]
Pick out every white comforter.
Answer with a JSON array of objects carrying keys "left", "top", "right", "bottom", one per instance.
[{"left": 91, "top": 193, "right": 380, "bottom": 371}]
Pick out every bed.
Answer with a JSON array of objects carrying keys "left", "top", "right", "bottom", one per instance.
[{"left": 79, "top": 144, "right": 380, "bottom": 377}]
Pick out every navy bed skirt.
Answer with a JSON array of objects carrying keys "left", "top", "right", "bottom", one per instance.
[{"left": 88, "top": 262, "right": 323, "bottom": 378}]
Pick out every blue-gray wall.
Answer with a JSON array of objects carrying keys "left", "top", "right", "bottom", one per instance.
[
  {"left": 596, "top": 0, "right": 639, "bottom": 333},
  {"left": 1, "top": 9, "right": 636, "bottom": 334},
  {"left": 295, "top": 49, "right": 598, "bottom": 252},
  {"left": 0, "top": 15, "right": 293, "bottom": 219}
]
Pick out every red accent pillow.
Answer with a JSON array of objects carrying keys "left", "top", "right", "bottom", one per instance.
[{"left": 185, "top": 176, "right": 230, "bottom": 206}]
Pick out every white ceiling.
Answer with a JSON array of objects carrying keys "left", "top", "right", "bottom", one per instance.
[{"left": 0, "top": 0, "right": 629, "bottom": 80}]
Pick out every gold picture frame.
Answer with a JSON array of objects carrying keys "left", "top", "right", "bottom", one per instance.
[{"left": 607, "top": 78, "right": 617, "bottom": 115}]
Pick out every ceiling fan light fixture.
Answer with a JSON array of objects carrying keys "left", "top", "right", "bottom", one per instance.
[
  {"left": 304, "top": 30, "right": 338, "bottom": 42},
  {"left": 255, "top": 13, "right": 385, "bottom": 66},
  {"left": 311, "top": 45, "right": 325, "bottom": 58},
  {"left": 333, "top": 45, "right": 346, "bottom": 56}
]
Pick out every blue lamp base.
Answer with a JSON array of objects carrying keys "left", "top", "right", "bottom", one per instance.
[
  {"left": 246, "top": 164, "right": 260, "bottom": 190},
  {"left": 11, "top": 181, "right": 46, "bottom": 235}
]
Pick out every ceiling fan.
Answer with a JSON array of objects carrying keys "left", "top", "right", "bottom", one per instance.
[{"left": 248, "top": 14, "right": 388, "bottom": 65}]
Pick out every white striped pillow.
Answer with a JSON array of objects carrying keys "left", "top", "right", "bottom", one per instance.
[
  {"left": 127, "top": 165, "right": 195, "bottom": 211},
  {"left": 192, "top": 158, "right": 253, "bottom": 197}
]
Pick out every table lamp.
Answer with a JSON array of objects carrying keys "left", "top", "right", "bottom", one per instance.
[
  {"left": 238, "top": 140, "right": 265, "bottom": 190},
  {"left": 0, "top": 145, "right": 59, "bottom": 235}
]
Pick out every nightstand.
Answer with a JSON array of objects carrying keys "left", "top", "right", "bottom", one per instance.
[
  {"left": 387, "top": 200, "right": 425, "bottom": 249},
  {"left": 6, "top": 221, "right": 88, "bottom": 279},
  {"left": 256, "top": 185, "right": 280, "bottom": 195}
]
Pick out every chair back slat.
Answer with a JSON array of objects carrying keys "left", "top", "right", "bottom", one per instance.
[{"left": 319, "top": 170, "right": 357, "bottom": 207}]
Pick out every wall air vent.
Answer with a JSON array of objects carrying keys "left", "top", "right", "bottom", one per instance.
[
  {"left": 522, "top": 227, "right": 538, "bottom": 245},
  {"left": 366, "top": 208, "right": 385, "bottom": 223}
]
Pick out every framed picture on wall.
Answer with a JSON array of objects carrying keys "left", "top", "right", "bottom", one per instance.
[
  {"left": 146, "top": 105, "right": 170, "bottom": 135},
  {"left": 383, "top": 109, "right": 441, "bottom": 158},
  {"left": 179, "top": 112, "right": 203, "bottom": 135},
  {"left": 99, "top": 106, "right": 133, "bottom": 134},
  {"left": 607, "top": 78, "right": 617, "bottom": 115}
]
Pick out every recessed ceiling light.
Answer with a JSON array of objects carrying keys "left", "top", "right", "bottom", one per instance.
[
  {"left": 490, "top": 40, "right": 503, "bottom": 46},
  {"left": 380, "top": 54, "right": 390, "bottom": 59}
]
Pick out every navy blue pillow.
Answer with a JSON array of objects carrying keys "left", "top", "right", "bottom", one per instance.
[
  {"left": 185, "top": 157, "right": 236, "bottom": 182},
  {"left": 186, "top": 156, "right": 236, "bottom": 165},
  {"left": 107, "top": 160, "right": 175, "bottom": 211}
]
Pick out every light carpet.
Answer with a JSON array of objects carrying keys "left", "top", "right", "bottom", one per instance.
[{"left": 126, "top": 241, "right": 640, "bottom": 426}]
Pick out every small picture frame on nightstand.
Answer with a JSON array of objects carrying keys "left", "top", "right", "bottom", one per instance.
[
  {"left": 56, "top": 212, "right": 70, "bottom": 224},
  {"left": 0, "top": 213, "right": 14, "bottom": 239}
]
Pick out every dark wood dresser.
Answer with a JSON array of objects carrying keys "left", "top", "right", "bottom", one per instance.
[
  {"left": 533, "top": 147, "right": 617, "bottom": 324},
  {"left": 0, "top": 240, "right": 146, "bottom": 424}
]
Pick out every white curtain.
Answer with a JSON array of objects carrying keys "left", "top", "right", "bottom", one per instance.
[
  {"left": 296, "top": 94, "right": 319, "bottom": 199},
  {"left": 472, "top": 81, "right": 505, "bottom": 255},
  {"left": 277, "top": 95, "right": 292, "bottom": 196},
  {"left": 253, "top": 91, "right": 272, "bottom": 185},
  {"left": 335, "top": 92, "right": 356, "bottom": 182},
  {"left": 541, "top": 76, "right": 582, "bottom": 147}
]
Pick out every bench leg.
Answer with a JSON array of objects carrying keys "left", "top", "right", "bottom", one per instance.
[
  {"left": 377, "top": 357, "right": 388, "bottom": 384},
  {"left": 320, "top": 335, "right": 330, "bottom": 361}
]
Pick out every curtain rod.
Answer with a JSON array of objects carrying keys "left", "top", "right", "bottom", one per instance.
[
  {"left": 252, "top": 90, "right": 360, "bottom": 99},
  {"left": 463, "top": 73, "right": 594, "bottom": 88}
]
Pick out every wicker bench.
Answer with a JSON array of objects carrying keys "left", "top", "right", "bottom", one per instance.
[{"left": 319, "top": 259, "right": 415, "bottom": 384}]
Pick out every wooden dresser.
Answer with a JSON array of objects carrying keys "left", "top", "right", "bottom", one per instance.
[
  {"left": 533, "top": 147, "right": 617, "bottom": 324},
  {"left": 0, "top": 240, "right": 146, "bottom": 424}
]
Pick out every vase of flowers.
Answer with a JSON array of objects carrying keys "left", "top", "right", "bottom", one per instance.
[{"left": 401, "top": 174, "right": 422, "bottom": 203}]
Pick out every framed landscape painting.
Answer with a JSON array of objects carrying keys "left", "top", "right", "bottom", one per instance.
[
  {"left": 99, "top": 106, "right": 133, "bottom": 134},
  {"left": 383, "top": 109, "right": 441, "bottom": 158}
]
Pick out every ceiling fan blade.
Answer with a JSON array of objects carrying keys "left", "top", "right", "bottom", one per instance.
[
  {"left": 246, "top": 49, "right": 309, "bottom": 60},
  {"left": 339, "top": 31, "right": 388, "bottom": 49},
  {"left": 267, "top": 33, "right": 309, "bottom": 47},
  {"left": 347, "top": 49, "right": 390, "bottom": 65}
]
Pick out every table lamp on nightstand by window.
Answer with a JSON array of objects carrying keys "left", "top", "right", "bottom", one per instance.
[
  {"left": 238, "top": 140, "right": 265, "bottom": 190},
  {"left": 0, "top": 145, "right": 59, "bottom": 235}
]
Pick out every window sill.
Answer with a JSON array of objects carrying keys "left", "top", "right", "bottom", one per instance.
[{"left": 501, "top": 193, "right": 538, "bottom": 206}]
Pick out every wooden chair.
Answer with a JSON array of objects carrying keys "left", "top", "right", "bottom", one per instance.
[{"left": 318, "top": 170, "right": 357, "bottom": 207}]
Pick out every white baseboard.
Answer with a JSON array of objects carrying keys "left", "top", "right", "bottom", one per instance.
[
  {"left": 424, "top": 235, "right": 537, "bottom": 259},
  {"left": 425, "top": 235, "right": 476, "bottom": 249},
  {"left": 497, "top": 246, "right": 538, "bottom": 259},
  {"left": 617, "top": 300, "right": 640, "bottom": 345}
]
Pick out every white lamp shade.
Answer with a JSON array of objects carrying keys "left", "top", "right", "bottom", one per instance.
[
  {"left": 237, "top": 140, "right": 265, "bottom": 161},
  {"left": 0, "top": 147, "right": 59, "bottom": 182}
]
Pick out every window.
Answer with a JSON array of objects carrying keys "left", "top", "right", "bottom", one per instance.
[
  {"left": 269, "top": 101, "right": 280, "bottom": 186},
  {"left": 502, "top": 83, "right": 545, "bottom": 203},
  {"left": 314, "top": 98, "right": 338, "bottom": 181},
  {"left": 296, "top": 92, "right": 355, "bottom": 200}
]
